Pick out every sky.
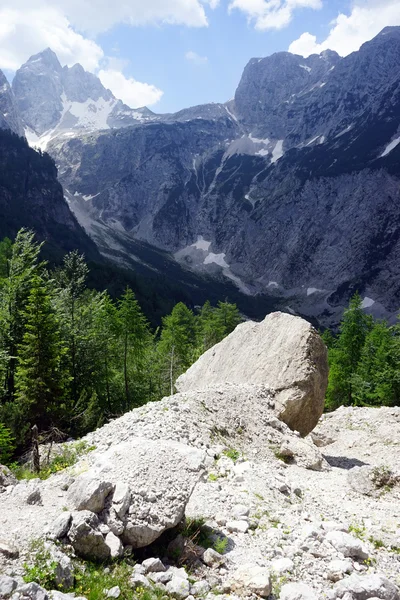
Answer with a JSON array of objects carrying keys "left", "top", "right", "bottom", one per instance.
[{"left": 0, "top": 0, "right": 400, "bottom": 113}]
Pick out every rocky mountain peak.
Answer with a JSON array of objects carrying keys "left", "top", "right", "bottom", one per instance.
[
  {"left": 233, "top": 48, "right": 339, "bottom": 134},
  {"left": 25, "top": 47, "right": 62, "bottom": 71},
  {"left": 12, "top": 48, "right": 158, "bottom": 147}
]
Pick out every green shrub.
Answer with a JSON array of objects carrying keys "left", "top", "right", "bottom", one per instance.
[{"left": 0, "top": 423, "right": 15, "bottom": 465}]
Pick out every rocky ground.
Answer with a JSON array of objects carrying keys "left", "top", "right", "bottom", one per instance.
[{"left": 0, "top": 314, "right": 399, "bottom": 600}]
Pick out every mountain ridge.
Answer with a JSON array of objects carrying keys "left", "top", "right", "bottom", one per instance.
[{"left": 2, "top": 28, "right": 400, "bottom": 325}]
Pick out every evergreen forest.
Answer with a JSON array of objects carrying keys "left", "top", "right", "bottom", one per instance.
[{"left": 0, "top": 229, "right": 241, "bottom": 461}]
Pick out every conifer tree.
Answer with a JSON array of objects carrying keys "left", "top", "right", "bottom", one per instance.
[
  {"left": 156, "top": 302, "right": 197, "bottom": 395},
  {"left": 325, "top": 293, "right": 372, "bottom": 409},
  {"left": 118, "top": 287, "right": 151, "bottom": 410},
  {"left": 14, "top": 275, "right": 67, "bottom": 438}
]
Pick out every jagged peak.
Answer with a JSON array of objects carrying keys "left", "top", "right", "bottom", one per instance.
[{"left": 23, "top": 47, "right": 62, "bottom": 71}]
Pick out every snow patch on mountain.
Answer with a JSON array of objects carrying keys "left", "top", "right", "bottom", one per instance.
[
  {"left": 380, "top": 136, "right": 400, "bottom": 157},
  {"left": 271, "top": 140, "right": 284, "bottom": 163},
  {"left": 191, "top": 236, "right": 211, "bottom": 251},
  {"left": 204, "top": 253, "right": 229, "bottom": 268},
  {"left": 361, "top": 296, "right": 375, "bottom": 308}
]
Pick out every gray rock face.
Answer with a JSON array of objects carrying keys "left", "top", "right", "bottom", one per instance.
[
  {"left": 177, "top": 312, "right": 328, "bottom": 436},
  {"left": 7, "top": 28, "right": 400, "bottom": 326},
  {"left": 0, "top": 70, "right": 24, "bottom": 136},
  {"left": 42, "top": 29, "right": 400, "bottom": 325},
  {"left": 12, "top": 49, "right": 157, "bottom": 140}
]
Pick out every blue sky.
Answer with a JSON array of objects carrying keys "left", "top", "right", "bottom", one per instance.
[
  {"left": 97, "top": 1, "right": 349, "bottom": 112},
  {"left": 0, "top": 0, "right": 399, "bottom": 113}
]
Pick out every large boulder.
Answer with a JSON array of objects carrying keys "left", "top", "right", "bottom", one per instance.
[
  {"left": 69, "top": 437, "right": 205, "bottom": 550},
  {"left": 176, "top": 312, "right": 328, "bottom": 436}
]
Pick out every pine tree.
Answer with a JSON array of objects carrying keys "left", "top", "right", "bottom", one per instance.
[
  {"left": 325, "top": 293, "right": 373, "bottom": 410},
  {"left": 0, "top": 230, "right": 43, "bottom": 404},
  {"left": 118, "top": 287, "right": 151, "bottom": 410},
  {"left": 14, "top": 276, "right": 68, "bottom": 438},
  {"left": 156, "top": 302, "right": 197, "bottom": 396},
  {"left": 351, "top": 320, "right": 396, "bottom": 406},
  {"left": 214, "top": 301, "right": 242, "bottom": 338}
]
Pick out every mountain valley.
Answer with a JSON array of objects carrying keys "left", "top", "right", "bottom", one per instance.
[{"left": 1, "top": 28, "right": 400, "bottom": 324}]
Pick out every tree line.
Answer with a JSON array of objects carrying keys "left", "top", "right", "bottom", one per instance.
[
  {"left": 324, "top": 293, "right": 400, "bottom": 410},
  {"left": 0, "top": 229, "right": 241, "bottom": 457}
]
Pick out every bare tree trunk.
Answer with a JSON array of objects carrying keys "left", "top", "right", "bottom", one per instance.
[
  {"left": 31, "top": 425, "right": 40, "bottom": 474},
  {"left": 170, "top": 345, "right": 175, "bottom": 396}
]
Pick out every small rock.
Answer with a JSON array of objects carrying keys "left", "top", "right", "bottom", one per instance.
[
  {"left": 191, "top": 580, "right": 211, "bottom": 596},
  {"left": 105, "top": 532, "right": 124, "bottom": 559},
  {"left": 0, "top": 465, "right": 17, "bottom": 492},
  {"left": 326, "top": 531, "right": 369, "bottom": 560},
  {"left": 0, "top": 575, "right": 17, "bottom": 598},
  {"left": 232, "top": 504, "right": 250, "bottom": 519},
  {"left": 106, "top": 586, "right": 121, "bottom": 598},
  {"left": 47, "top": 544, "right": 75, "bottom": 590},
  {"left": 203, "top": 548, "right": 225, "bottom": 567},
  {"left": 234, "top": 565, "right": 271, "bottom": 598},
  {"left": 68, "top": 511, "right": 110, "bottom": 561},
  {"left": 130, "top": 573, "right": 151, "bottom": 589},
  {"left": 166, "top": 577, "right": 191, "bottom": 600},
  {"left": 226, "top": 520, "right": 249, "bottom": 533},
  {"left": 47, "top": 512, "right": 72, "bottom": 541},
  {"left": 271, "top": 557, "right": 294, "bottom": 574},
  {"left": 0, "top": 539, "right": 19, "bottom": 559},
  {"left": 16, "top": 581, "right": 48, "bottom": 600},
  {"left": 148, "top": 571, "right": 173, "bottom": 585},
  {"left": 310, "top": 431, "right": 335, "bottom": 447},
  {"left": 26, "top": 486, "right": 42, "bottom": 505},
  {"left": 333, "top": 573, "right": 400, "bottom": 599},
  {"left": 112, "top": 483, "right": 131, "bottom": 519},
  {"left": 67, "top": 476, "right": 114, "bottom": 513},
  {"left": 280, "top": 582, "right": 318, "bottom": 600},
  {"left": 327, "top": 559, "right": 353, "bottom": 582},
  {"left": 142, "top": 557, "right": 166, "bottom": 573}
]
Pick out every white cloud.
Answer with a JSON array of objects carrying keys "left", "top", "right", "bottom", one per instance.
[
  {"left": 0, "top": 0, "right": 218, "bottom": 72},
  {"left": 185, "top": 50, "right": 209, "bottom": 65},
  {"left": 229, "top": 0, "right": 322, "bottom": 31},
  {"left": 289, "top": 0, "right": 400, "bottom": 57},
  {"left": 98, "top": 69, "right": 163, "bottom": 108},
  {"left": 41, "top": 0, "right": 216, "bottom": 34},
  {"left": 0, "top": 6, "right": 103, "bottom": 71}
]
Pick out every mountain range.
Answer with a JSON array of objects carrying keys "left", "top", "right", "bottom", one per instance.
[{"left": 1, "top": 28, "right": 400, "bottom": 324}]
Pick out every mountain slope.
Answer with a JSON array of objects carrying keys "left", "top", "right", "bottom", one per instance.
[
  {"left": 9, "top": 27, "right": 400, "bottom": 325},
  {"left": 0, "top": 128, "right": 99, "bottom": 260},
  {"left": 0, "top": 70, "right": 24, "bottom": 136}
]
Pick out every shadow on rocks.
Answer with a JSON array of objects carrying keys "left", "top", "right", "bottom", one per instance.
[{"left": 323, "top": 456, "right": 369, "bottom": 470}]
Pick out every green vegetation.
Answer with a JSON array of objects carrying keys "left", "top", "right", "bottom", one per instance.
[
  {"left": 11, "top": 441, "right": 96, "bottom": 480},
  {"left": 181, "top": 517, "right": 228, "bottom": 555},
  {"left": 349, "top": 522, "right": 366, "bottom": 540},
  {"left": 222, "top": 448, "right": 240, "bottom": 462},
  {"left": 23, "top": 541, "right": 168, "bottom": 600},
  {"left": 323, "top": 292, "right": 400, "bottom": 410},
  {"left": 0, "top": 422, "right": 14, "bottom": 464},
  {"left": 73, "top": 562, "right": 165, "bottom": 600},
  {"left": 23, "top": 540, "right": 59, "bottom": 590},
  {"left": 0, "top": 229, "right": 241, "bottom": 463}
]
